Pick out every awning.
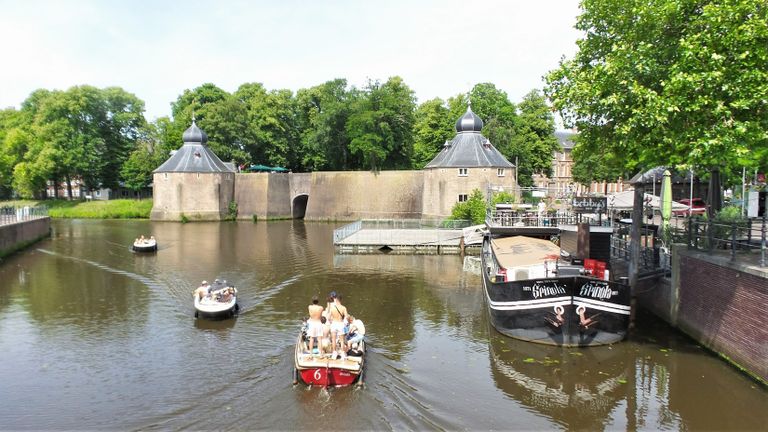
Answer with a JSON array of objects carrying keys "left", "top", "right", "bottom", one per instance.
[{"left": 607, "top": 190, "right": 688, "bottom": 211}]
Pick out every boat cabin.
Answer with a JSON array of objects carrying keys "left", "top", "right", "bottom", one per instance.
[{"left": 486, "top": 236, "right": 563, "bottom": 282}]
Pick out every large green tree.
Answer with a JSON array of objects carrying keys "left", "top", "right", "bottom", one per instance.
[
  {"left": 346, "top": 77, "right": 416, "bottom": 171},
  {"left": 510, "top": 90, "right": 561, "bottom": 186},
  {"left": 412, "top": 98, "right": 454, "bottom": 168},
  {"left": 545, "top": 0, "right": 768, "bottom": 183},
  {"left": 295, "top": 79, "right": 356, "bottom": 171}
]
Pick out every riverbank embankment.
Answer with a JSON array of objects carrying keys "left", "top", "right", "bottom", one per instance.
[{"left": 0, "top": 215, "right": 51, "bottom": 259}]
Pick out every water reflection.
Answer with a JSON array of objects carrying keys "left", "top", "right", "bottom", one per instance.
[
  {"left": 489, "top": 329, "right": 631, "bottom": 430},
  {"left": 0, "top": 220, "right": 764, "bottom": 431}
]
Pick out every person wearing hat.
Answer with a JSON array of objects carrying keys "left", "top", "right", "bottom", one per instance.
[{"left": 193, "top": 280, "right": 210, "bottom": 300}]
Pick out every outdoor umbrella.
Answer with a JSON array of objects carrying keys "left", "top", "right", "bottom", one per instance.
[{"left": 660, "top": 170, "right": 672, "bottom": 241}]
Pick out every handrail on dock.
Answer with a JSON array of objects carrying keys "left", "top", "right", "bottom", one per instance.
[
  {"left": 333, "top": 218, "right": 472, "bottom": 244},
  {"left": 0, "top": 205, "right": 49, "bottom": 226}
]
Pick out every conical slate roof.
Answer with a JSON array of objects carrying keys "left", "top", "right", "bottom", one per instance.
[
  {"left": 154, "top": 121, "right": 233, "bottom": 173},
  {"left": 425, "top": 105, "right": 513, "bottom": 169}
]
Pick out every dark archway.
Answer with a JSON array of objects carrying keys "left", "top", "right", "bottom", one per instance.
[{"left": 292, "top": 194, "right": 308, "bottom": 219}]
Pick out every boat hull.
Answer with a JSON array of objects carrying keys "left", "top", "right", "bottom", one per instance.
[
  {"left": 298, "top": 367, "right": 360, "bottom": 387},
  {"left": 482, "top": 239, "right": 630, "bottom": 347},
  {"left": 194, "top": 295, "right": 238, "bottom": 319},
  {"left": 132, "top": 242, "right": 157, "bottom": 252},
  {"left": 294, "top": 334, "right": 364, "bottom": 387}
]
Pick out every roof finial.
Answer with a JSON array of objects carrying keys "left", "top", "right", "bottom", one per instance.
[{"left": 191, "top": 110, "right": 196, "bottom": 125}]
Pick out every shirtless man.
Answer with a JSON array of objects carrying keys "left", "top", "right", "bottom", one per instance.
[
  {"left": 193, "top": 280, "right": 209, "bottom": 300},
  {"left": 328, "top": 293, "right": 348, "bottom": 359},
  {"left": 306, "top": 296, "right": 324, "bottom": 357}
]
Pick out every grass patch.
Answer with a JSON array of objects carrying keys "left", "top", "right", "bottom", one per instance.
[{"left": 1, "top": 199, "right": 153, "bottom": 219}]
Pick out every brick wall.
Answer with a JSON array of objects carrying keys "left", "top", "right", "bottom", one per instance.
[{"left": 678, "top": 255, "right": 767, "bottom": 382}]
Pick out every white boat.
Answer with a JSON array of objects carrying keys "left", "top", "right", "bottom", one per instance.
[
  {"left": 194, "top": 285, "right": 238, "bottom": 319},
  {"left": 132, "top": 238, "right": 157, "bottom": 252}
]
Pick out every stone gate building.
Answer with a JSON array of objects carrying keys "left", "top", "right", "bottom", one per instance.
[{"left": 151, "top": 106, "right": 517, "bottom": 221}]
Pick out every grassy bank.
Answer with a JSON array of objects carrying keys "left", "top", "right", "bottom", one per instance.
[{"left": 1, "top": 199, "right": 153, "bottom": 219}]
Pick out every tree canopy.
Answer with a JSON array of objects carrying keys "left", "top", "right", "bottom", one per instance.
[
  {"left": 1, "top": 77, "right": 564, "bottom": 199},
  {"left": 545, "top": 0, "right": 768, "bottom": 183}
]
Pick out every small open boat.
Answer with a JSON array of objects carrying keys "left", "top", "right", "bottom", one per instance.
[
  {"left": 294, "top": 332, "right": 365, "bottom": 387},
  {"left": 132, "top": 237, "right": 157, "bottom": 252},
  {"left": 194, "top": 284, "right": 238, "bottom": 319}
]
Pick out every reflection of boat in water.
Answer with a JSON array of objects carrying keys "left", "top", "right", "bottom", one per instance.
[
  {"left": 488, "top": 331, "right": 630, "bottom": 429},
  {"left": 132, "top": 237, "right": 157, "bottom": 252},
  {"left": 482, "top": 234, "right": 630, "bottom": 346},
  {"left": 194, "top": 283, "right": 238, "bottom": 319},
  {"left": 293, "top": 332, "right": 365, "bottom": 387}
]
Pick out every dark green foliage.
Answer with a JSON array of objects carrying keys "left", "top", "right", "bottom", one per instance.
[
  {"left": 546, "top": 0, "right": 768, "bottom": 185},
  {"left": 449, "top": 189, "right": 487, "bottom": 224}
]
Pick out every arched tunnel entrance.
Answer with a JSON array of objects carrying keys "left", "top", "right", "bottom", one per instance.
[{"left": 292, "top": 194, "right": 308, "bottom": 219}]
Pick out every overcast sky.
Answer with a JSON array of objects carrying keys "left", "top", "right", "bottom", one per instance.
[{"left": 0, "top": 0, "right": 583, "bottom": 120}]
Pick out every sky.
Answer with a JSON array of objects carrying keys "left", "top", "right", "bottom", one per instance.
[{"left": 0, "top": 0, "right": 583, "bottom": 121}]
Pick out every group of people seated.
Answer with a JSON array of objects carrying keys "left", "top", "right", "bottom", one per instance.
[
  {"left": 302, "top": 291, "right": 366, "bottom": 361},
  {"left": 134, "top": 235, "right": 155, "bottom": 244},
  {"left": 193, "top": 279, "right": 236, "bottom": 303}
]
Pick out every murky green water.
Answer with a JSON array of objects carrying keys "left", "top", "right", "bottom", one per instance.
[{"left": 0, "top": 219, "right": 764, "bottom": 430}]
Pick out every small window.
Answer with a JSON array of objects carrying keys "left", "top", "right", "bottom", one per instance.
[
  {"left": 497, "top": 168, "right": 505, "bottom": 177},
  {"left": 458, "top": 194, "right": 468, "bottom": 202},
  {"left": 458, "top": 168, "right": 468, "bottom": 177},
  {"left": 164, "top": 173, "right": 168, "bottom": 180}
]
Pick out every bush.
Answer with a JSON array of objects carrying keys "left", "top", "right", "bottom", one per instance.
[
  {"left": 227, "top": 201, "right": 238, "bottom": 221},
  {"left": 491, "top": 191, "right": 516, "bottom": 207},
  {"left": 448, "top": 189, "right": 486, "bottom": 225}
]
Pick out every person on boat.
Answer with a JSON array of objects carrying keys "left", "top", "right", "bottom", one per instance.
[
  {"left": 139, "top": 235, "right": 146, "bottom": 244},
  {"left": 345, "top": 315, "right": 365, "bottom": 352},
  {"left": 220, "top": 287, "right": 235, "bottom": 302},
  {"left": 320, "top": 316, "right": 332, "bottom": 355},
  {"left": 149, "top": 235, "right": 155, "bottom": 242},
  {"left": 306, "top": 296, "right": 324, "bottom": 357},
  {"left": 193, "top": 280, "right": 210, "bottom": 300},
  {"left": 328, "top": 293, "right": 348, "bottom": 360}
]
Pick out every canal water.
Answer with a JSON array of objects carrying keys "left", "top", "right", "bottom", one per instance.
[{"left": 0, "top": 220, "right": 765, "bottom": 430}]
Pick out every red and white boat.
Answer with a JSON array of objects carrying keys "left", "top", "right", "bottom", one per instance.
[{"left": 293, "top": 332, "right": 365, "bottom": 387}]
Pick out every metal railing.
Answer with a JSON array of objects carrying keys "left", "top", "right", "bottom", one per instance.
[
  {"left": 610, "top": 230, "right": 662, "bottom": 273},
  {"left": 333, "top": 220, "right": 362, "bottom": 243},
  {"left": 486, "top": 210, "right": 612, "bottom": 228},
  {"left": 681, "top": 216, "right": 767, "bottom": 266},
  {"left": 333, "top": 218, "right": 473, "bottom": 244},
  {"left": 0, "top": 206, "right": 49, "bottom": 226}
]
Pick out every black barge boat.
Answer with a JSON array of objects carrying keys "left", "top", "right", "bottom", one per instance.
[{"left": 481, "top": 234, "right": 630, "bottom": 347}]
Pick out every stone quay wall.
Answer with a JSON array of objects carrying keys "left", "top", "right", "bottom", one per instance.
[
  {"left": 151, "top": 172, "right": 235, "bottom": 221},
  {"left": 232, "top": 171, "right": 425, "bottom": 221},
  {"left": 0, "top": 217, "right": 51, "bottom": 259},
  {"left": 637, "top": 245, "right": 768, "bottom": 384}
]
